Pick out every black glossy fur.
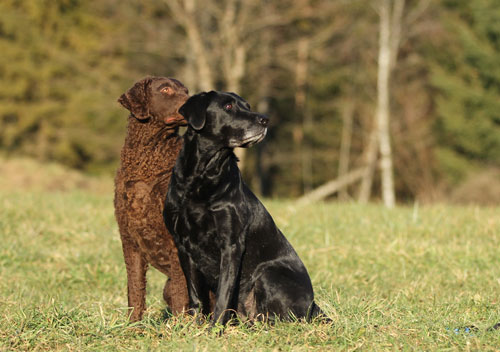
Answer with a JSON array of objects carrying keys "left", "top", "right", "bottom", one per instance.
[{"left": 163, "top": 91, "right": 323, "bottom": 325}]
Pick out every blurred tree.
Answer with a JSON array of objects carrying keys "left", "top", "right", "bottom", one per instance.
[
  {"left": 373, "top": 0, "right": 402, "bottom": 208},
  {"left": 164, "top": 0, "right": 288, "bottom": 169},
  {"left": 430, "top": 0, "right": 500, "bottom": 186},
  {"left": 0, "top": 0, "right": 497, "bottom": 204},
  {"left": 0, "top": 0, "right": 134, "bottom": 172},
  {"left": 259, "top": 0, "right": 357, "bottom": 197},
  {"left": 358, "top": 0, "right": 432, "bottom": 207}
]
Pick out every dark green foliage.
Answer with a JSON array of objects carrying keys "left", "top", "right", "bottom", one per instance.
[
  {"left": 431, "top": 0, "right": 500, "bottom": 184},
  {"left": 0, "top": 0, "right": 132, "bottom": 172}
]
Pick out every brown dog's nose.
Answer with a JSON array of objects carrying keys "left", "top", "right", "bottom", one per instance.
[{"left": 258, "top": 115, "right": 269, "bottom": 127}]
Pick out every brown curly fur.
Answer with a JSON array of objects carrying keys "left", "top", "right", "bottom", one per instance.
[{"left": 114, "top": 76, "right": 189, "bottom": 321}]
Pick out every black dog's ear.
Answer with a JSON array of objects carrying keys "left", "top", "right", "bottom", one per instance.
[
  {"left": 118, "top": 77, "right": 152, "bottom": 120},
  {"left": 179, "top": 91, "right": 215, "bottom": 130}
]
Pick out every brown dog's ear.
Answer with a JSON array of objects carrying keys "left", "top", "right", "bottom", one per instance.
[
  {"left": 178, "top": 91, "right": 215, "bottom": 130},
  {"left": 117, "top": 78, "right": 152, "bottom": 120}
]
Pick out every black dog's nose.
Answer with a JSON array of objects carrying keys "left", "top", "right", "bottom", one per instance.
[{"left": 258, "top": 115, "right": 269, "bottom": 127}]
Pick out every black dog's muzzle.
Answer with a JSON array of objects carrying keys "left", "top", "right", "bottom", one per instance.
[
  {"left": 233, "top": 113, "right": 269, "bottom": 148},
  {"left": 257, "top": 114, "right": 269, "bottom": 127}
]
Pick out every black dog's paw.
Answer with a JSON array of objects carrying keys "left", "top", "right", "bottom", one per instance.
[
  {"left": 185, "top": 308, "right": 208, "bottom": 325},
  {"left": 487, "top": 323, "right": 500, "bottom": 331},
  {"left": 161, "top": 307, "right": 173, "bottom": 321},
  {"left": 316, "top": 315, "right": 334, "bottom": 326},
  {"left": 307, "top": 302, "right": 333, "bottom": 325},
  {"left": 209, "top": 321, "right": 225, "bottom": 336},
  {"left": 195, "top": 313, "right": 209, "bottom": 325}
]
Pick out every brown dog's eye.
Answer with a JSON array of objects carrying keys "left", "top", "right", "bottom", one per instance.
[
  {"left": 224, "top": 103, "right": 233, "bottom": 111},
  {"left": 161, "top": 87, "right": 174, "bottom": 95}
]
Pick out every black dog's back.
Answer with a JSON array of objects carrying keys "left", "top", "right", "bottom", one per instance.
[{"left": 164, "top": 91, "right": 324, "bottom": 325}]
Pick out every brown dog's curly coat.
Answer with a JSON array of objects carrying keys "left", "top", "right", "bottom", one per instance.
[{"left": 114, "top": 76, "right": 189, "bottom": 321}]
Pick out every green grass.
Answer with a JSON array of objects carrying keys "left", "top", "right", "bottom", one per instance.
[{"left": 1, "top": 190, "right": 500, "bottom": 350}]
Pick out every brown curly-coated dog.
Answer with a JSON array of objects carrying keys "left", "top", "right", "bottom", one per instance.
[{"left": 115, "top": 76, "right": 189, "bottom": 321}]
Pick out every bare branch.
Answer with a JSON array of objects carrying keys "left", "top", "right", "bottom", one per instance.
[
  {"left": 390, "top": 0, "right": 405, "bottom": 69},
  {"left": 406, "top": 0, "right": 432, "bottom": 26},
  {"left": 297, "top": 168, "right": 368, "bottom": 205}
]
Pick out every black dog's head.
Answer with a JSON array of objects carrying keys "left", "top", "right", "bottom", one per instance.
[{"left": 179, "top": 91, "right": 269, "bottom": 148}]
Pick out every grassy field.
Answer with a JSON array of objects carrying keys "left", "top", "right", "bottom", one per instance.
[{"left": 1, "top": 188, "right": 500, "bottom": 351}]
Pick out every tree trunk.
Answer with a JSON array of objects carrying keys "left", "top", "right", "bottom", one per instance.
[
  {"left": 358, "top": 126, "right": 378, "bottom": 203},
  {"left": 166, "top": 0, "right": 215, "bottom": 91},
  {"left": 377, "top": 0, "right": 396, "bottom": 208},
  {"left": 228, "top": 45, "right": 247, "bottom": 169},
  {"left": 254, "top": 31, "right": 272, "bottom": 196},
  {"left": 338, "top": 100, "right": 354, "bottom": 200},
  {"left": 220, "top": 0, "right": 248, "bottom": 170},
  {"left": 229, "top": 45, "right": 247, "bottom": 170},
  {"left": 182, "top": 37, "right": 197, "bottom": 93},
  {"left": 295, "top": 37, "right": 313, "bottom": 193}
]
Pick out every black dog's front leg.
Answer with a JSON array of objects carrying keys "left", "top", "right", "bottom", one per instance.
[
  {"left": 211, "top": 209, "right": 246, "bottom": 326},
  {"left": 212, "top": 242, "right": 243, "bottom": 325},
  {"left": 176, "top": 249, "right": 210, "bottom": 316}
]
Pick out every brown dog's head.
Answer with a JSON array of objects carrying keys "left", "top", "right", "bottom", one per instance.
[{"left": 118, "top": 76, "right": 189, "bottom": 127}]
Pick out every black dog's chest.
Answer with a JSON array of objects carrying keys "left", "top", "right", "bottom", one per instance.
[{"left": 174, "top": 206, "right": 223, "bottom": 283}]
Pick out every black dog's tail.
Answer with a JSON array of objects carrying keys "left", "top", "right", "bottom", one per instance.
[{"left": 306, "top": 301, "right": 332, "bottom": 324}]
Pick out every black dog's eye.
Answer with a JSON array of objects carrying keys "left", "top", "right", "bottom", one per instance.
[{"left": 224, "top": 103, "right": 233, "bottom": 111}]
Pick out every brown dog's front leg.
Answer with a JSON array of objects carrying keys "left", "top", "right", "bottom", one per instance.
[{"left": 121, "top": 237, "right": 148, "bottom": 322}]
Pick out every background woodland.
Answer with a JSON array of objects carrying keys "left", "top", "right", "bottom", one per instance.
[{"left": 0, "top": 0, "right": 499, "bottom": 204}]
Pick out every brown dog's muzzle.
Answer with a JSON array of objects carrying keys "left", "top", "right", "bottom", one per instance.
[
  {"left": 164, "top": 96, "right": 190, "bottom": 126},
  {"left": 164, "top": 113, "right": 188, "bottom": 126}
]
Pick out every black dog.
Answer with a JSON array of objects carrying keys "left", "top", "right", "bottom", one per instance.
[{"left": 163, "top": 91, "right": 324, "bottom": 325}]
